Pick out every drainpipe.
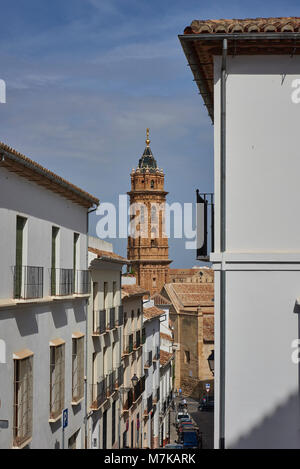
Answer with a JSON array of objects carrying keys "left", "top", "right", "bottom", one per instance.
[{"left": 219, "top": 38, "right": 227, "bottom": 450}]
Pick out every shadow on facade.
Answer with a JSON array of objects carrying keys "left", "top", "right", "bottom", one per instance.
[{"left": 232, "top": 303, "right": 300, "bottom": 449}]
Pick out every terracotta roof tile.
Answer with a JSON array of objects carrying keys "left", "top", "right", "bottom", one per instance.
[
  {"left": 181, "top": 17, "right": 300, "bottom": 122},
  {"left": 160, "top": 332, "right": 173, "bottom": 342},
  {"left": 143, "top": 306, "right": 164, "bottom": 320},
  {"left": 160, "top": 350, "right": 173, "bottom": 366},
  {"left": 89, "top": 247, "right": 128, "bottom": 264},
  {"left": 0, "top": 141, "right": 99, "bottom": 208},
  {"left": 122, "top": 284, "right": 149, "bottom": 299},
  {"left": 186, "top": 17, "right": 300, "bottom": 34},
  {"left": 151, "top": 293, "right": 171, "bottom": 305}
]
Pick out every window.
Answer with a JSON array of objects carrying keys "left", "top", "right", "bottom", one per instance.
[
  {"left": 73, "top": 233, "right": 79, "bottom": 289},
  {"left": 13, "top": 351, "right": 33, "bottom": 448},
  {"left": 151, "top": 180, "right": 154, "bottom": 188},
  {"left": 113, "top": 281, "right": 117, "bottom": 306},
  {"left": 50, "top": 341, "right": 65, "bottom": 421},
  {"left": 14, "top": 216, "right": 27, "bottom": 299},
  {"left": 51, "top": 227, "right": 59, "bottom": 296},
  {"left": 184, "top": 350, "right": 190, "bottom": 364},
  {"left": 112, "top": 400, "right": 116, "bottom": 446},
  {"left": 72, "top": 334, "right": 84, "bottom": 404},
  {"left": 104, "top": 282, "right": 108, "bottom": 309},
  {"left": 153, "top": 277, "right": 156, "bottom": 287}
]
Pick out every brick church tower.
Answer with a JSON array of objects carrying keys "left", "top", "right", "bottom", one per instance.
[{"left": 127, "top": 129, "right": 171, "bottom": 296}]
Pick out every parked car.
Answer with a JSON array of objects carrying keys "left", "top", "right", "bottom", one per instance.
[
  {"left": 178, "top": 430, "right": 199, "bottom": 449},
  {"left": 164, "top": 444, "right": 183, "bottom": 449},
  {"left": 176, "top": 412, "right": 190, "bottom": 425},
  {"left": 178, "top": 422, "right": 196, "bottom": 433},
  {"left": 198, "top": 396, "right": 214, "bottom": 412}
]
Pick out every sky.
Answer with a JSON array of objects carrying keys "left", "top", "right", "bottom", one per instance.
[{"left": 0, "top": 0, "right": 299, "bottom": 267}]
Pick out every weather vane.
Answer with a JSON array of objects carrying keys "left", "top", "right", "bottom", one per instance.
[{"left": 146, "top": 128, "right": 150, "bottom": 147}]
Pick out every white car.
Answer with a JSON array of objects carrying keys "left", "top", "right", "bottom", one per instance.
[{"left": 176, "top": 412, "right": 190, "bottom": 425}]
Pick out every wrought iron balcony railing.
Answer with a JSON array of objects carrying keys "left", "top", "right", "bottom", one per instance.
[
  {"left": 106, "top": 371, "right": 114, "bottom": 397},
  {"left": 90, "top": 378, "right": 106, "bottom": 411},
  {"left": 14, "top": 265, "right": 43, "bottom": 300},
  {"left": 144, "top": 350, "right": 152, "bottom": 369},
  {"left": 134, "top": 330, "right": 141, "bottom": 350},
  {"left": 108, "top": 307, "right": 116, "bottom": 330},
  {"left": 114, "top": 365, "right": 123, "bottom": 389},
  {"left": 75, "top": 270, "right": 90, "bottom": 294},
  {"left": 153, "top": 387, "right": 160, "bottom": 404},
  {"left": 117, "top": 305, "right": 124, "bottom": 327},
  {"left": 122, "top": 333, "right": 134, "bottom": 356},
  {"left": 50, "top": 268, "right": 74, "bottom": 296},
  {"left": 153, "top": 346, "right": 160, "bottom": 362},
  {"left": 141, "top": 327, "right": 146, "bottom": 345}
]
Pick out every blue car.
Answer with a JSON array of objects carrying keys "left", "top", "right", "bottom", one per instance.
[{"left": 180, "top": 431, "right": 199, "bottom": 449}]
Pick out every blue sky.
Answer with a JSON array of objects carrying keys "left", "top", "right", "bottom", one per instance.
[{"left": 0, "top": 0, "right": 299, "bottom": 266}]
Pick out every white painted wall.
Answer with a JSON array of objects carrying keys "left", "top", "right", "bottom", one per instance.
[
  {"left": 0, "top": 164, "right": 90, "bottom": 448},
  {"left": 0, "top": 166, "right": 88, "bottom": 299},
  {"left": 213, "top": 55, "right": 300, "bottom": 448}
]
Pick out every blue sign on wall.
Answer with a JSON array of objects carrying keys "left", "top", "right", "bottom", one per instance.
[{"left": 63, "top": 409, "right": 68, "bottom": 429}]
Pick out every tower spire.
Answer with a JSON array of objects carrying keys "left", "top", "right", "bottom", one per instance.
[{"left": 146, "top": 128, "right": 150, "bottom": 147}]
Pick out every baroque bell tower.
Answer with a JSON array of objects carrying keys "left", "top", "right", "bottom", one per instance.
[{"left": 127, "top": 129, "right": 171, "bottom": 296}]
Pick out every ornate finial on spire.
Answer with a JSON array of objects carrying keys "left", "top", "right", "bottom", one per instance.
[{"left": 146, "top": 128, "right": 150, "bottom": 147}]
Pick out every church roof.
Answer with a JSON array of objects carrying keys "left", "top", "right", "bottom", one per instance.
[{"left": 137, "top": 129, "right": 158, "bottom": 172}]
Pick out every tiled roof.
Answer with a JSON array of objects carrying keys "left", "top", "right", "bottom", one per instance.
[
  {"left": 89, "top": 247, "right": 128, "bottom": 264},
  {"left": 160, "top": 332, "right": 173, "bottom": 342},
  {"left": 0, "top": 141, "right": 99, "bottom": 208},
  {"left": 122, "top": 284, "right": 149, "bottom": 299},
  {"left": 203, "top": 316, "right": 214, "bottom": 342},
  {"left": 181, "top": 17, "right": 300, "bottom": 122},
  {"left": 163, "top": 282, "right": 214, "bottom": 311},
  {"left": 160, "top": 350, "right": 173, "bottom": 367},
  {"left": 143, "top": 306, "right": 164, "bottom": 321},
  {"left": 152, "top": 293, "right": 171, "bottom": 306},
  {"left": 185, "top": 17, "right": 300, "bottom": 34}
]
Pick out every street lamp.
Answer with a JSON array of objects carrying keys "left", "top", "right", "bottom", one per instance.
[
  {"left": 207, "top": 350, "right": 214, "bottom": 376},
  {"left": 131, "top": 374, "right": 139, "bottom": 387}
]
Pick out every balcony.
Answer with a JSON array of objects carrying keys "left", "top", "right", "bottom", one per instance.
[
  {"left": 122, "top": 388, "right": 133, "bottom": 414},
  {"left": 143, "top": 394, "right": 153, "bottom": 417},
  {"left": 134, "top": 330, "right": 141, "bottom": 350},
  {"left": 122, "top": 333, "right": 134, "bottom": 356},
  {"left": 116, "top": 305, "right": 124, "bottom": 327},
  {"left": 144, "top": 351, "right": 152, "bottom": 369},
  {"left": 50, "top": 268, "right": 74, "bottom": 296},
  {"left": 75, "top": 270, "right": 90, "bottom": 294},
  {"left": 153, "top": 387, "right": 160, "bottom": 405},
  {"left": 133, "top": 377, "right": 144, "bottom": 403},
  {"left": 106, "top": 371, "right": 114, "bottom": 397},
  {"left": 90, "top": 379, "right": 106, "bottom": 411},
  {"left": 107, "top": 307, "right": 116, "bottom": 331},
  {"left": 92, "top": 309, "right": 106, "bottom": 336},
  {"left": 14, "top": 265, "right": 44, "bottom": 300},
  {"left": 141, "top": 327, "right": 146, "bottom": 345},
  {"left": 152, "top": 346, "right": 160, "bottom": 362},
  {"left": 114, "top": 365, "right": 123, "bottom": 389}
]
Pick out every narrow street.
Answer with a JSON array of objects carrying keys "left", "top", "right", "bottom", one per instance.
[{"left": 169, "top": 397, "right": 214, "bottom": 449}]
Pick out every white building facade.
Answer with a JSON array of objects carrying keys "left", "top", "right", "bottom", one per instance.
[
  {"left": 86, "top": 237, "right": 127, "bottom": 450},
  {"left": 143, "top": 303, "right": 162, "bottom": 448},
  {"left": 0, "top": 142, "right": 99, "bottom": 448},
  {"left": 181, "top": 17, "right": 300, "bottom": 449}
]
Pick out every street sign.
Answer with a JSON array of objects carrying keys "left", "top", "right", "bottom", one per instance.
[
  {"left": 63, "top": 409, "right": 68, "bottom": 429},
  {"left": 205, "top": 383, "right": 210, "bottom": 392}
]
